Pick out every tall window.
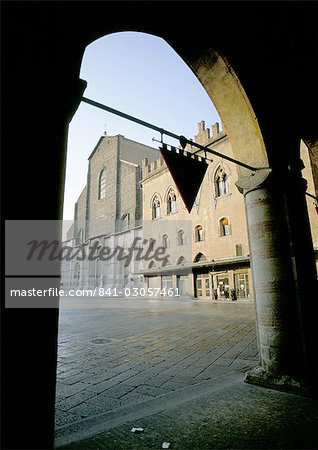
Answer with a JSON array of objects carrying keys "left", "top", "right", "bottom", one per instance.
[
  {"left": 76, "top": 229, "right": 83, "bottom": 246},
  {"left": 220, "top": 217, "right": 231, "bottom": 236},
  {"left": 121, "top": 213, "right": 130, "bottom": 230},
  {"left": 99, "top": 169, "right": 106, "bottom": 199},
  {"left": 74, "top": 262, "right": 80, "bottom": 287},
  {"left": 236, "top": 243, "right": 243, "bottom": 256},
  {"left": 162, "top": 234, "right": 169, "bottom": 248},
  {"left": 167, "top": 190, "right": 177, "bottom": 213},
  {"left": 195, "top": 225, "right": 204, "bottom": 242},
  {"left": 177, "top": 230, "right": 186, "bottom": 246},
  {"left": 214, "top": 167, "right": 229, "bottom": 197},
  {"left": 152, "top": 196, "right": 161, "bottom": 219}
]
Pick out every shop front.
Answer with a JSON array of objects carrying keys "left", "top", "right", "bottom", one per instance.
[{"left": 193, "top": 257, "right": 252, "bottom": 301}]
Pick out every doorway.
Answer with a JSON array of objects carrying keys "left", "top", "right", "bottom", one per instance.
[{"left": 195, "top": 273, "right": 211, "bottom": 299}]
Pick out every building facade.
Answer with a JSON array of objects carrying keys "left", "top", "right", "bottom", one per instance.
[
  {"left": 141, "top": 121, "right": 253, "bottom": 300},
  {"left": 61, "top": 134, "right": 158, "bottom": 290},
  {"left": 62, "top": 123, "right": 318, "bottom": 300}
]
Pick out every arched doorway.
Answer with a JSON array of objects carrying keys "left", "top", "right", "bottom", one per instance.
[{"left": 193, "top": 253, "right": 210, "bottom": 299}]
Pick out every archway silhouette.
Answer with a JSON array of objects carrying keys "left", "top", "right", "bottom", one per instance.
[
  {"left": 60, "top": 28, "right": 317, "bottom": 437},
  {"left": 3, "top": 5, "right": 317, "bottom": 449}
]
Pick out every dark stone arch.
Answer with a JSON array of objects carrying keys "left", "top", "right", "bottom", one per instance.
[{"left": 2, "top": 4, "right": 318, "bottom": 449}]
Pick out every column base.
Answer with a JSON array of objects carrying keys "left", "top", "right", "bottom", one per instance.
[{"left": 244, "top": 366, "right": 310, "bottom": 397}]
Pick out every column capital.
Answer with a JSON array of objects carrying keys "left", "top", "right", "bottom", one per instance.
[
  {"left": 236, "top": 167, "right": 308, "bottom": 196},
  {"left": 235, "top": 168, "right": 272, "bottom": 195}
]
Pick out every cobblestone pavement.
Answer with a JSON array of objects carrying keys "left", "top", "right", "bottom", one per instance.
[{"left": 55, "top": 297, "right": 258, "bottom": 432}]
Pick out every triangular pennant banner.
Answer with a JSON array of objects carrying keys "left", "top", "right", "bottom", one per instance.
[{"left": 160, "top": 145, "right": 208, "bottom": 213}]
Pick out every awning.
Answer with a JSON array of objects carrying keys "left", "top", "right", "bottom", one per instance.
[{"left": 139, "top": 255, "right": 250, "bottom": 277}]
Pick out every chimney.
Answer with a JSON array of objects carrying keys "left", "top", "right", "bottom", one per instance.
[{"left": 212, "top": 122, "right": 220, "bottom": 136}]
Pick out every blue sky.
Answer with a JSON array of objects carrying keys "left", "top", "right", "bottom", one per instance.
[{"left": 63, "top": 31, "right": 220, "bottom": 220}]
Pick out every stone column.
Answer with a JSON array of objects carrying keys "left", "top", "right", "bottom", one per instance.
[{"left": 236, "top": 168, "right": 313, "bottom": 394}]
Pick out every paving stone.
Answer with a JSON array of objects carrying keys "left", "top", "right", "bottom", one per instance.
[
  {"left": 83, "top": 372, "right": 112, "bottom": 386},
  {"left": 135, "top": 384, "right": 172, "bottom": 397},
  {"left": 67, "top": 400, "right": 106, "bottom": 419},
  {"left": 86, "top": 369, "right": 139, "bottom": 394},
  {"left": 55, "top": 299, "right": 258, "bottom": 429},
  {"left": 102, "top": 383, "right": 136, "bottom": 399},
  {"left": 229, "top": 358, "right": 256, "bottom": 371},
  {"left": 194, "top": 365, "right": 232, "bottom": 380},
  {"left": 56, "top": 390, "right": 98, "bottom": 412},
  {"left": 168, "top": 375, "right": 200, "bottom": 385},
  {"left": 56, "top": 379, "right": 318, "bottom": 450},
  {"left": 213, "top": 358, "right": 235, "bottom": 367},
  {"left": 55, "top": 381, "right": 88, "bottom": 399},
  {"left": 84, "top": 393, "right": 122, "bottom": 412},
  {"left": 160, "top": 380, "right": 189, "bottom": 391},
  {"left": 146, "top": 374, "right": 174, "bottom": 387},
  {"left": 124, "top": 374, "right": 154, "bottom": 387},
  {"left": 118, "top": 391, "right": 153, "bottom": 406},
  {"left": 58, "top": 371, "right": 91, "bottom": 385},
  {"left": 101, "top": 367, "right": 138, "bottom": 381},
  {"left": 54, "top": 409, "right": 81, "bottom": 427}
]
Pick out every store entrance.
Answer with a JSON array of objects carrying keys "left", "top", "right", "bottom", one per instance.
[
  {"left": 195, "top": 273, "right": 211, "bottom": 299},
  {"left": 216, "top": 275, "right": 230, "bottom": 300},
  {"left": 234, "top": 272, "right": 249, "bottom": 299}
]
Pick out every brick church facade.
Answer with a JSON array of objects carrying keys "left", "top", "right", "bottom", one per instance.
[{"left": 61, "top": 134, "right": 158, "bottom": 290}]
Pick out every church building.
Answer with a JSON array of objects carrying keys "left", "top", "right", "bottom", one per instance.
[{"left": 61, "top": 134, "right": 158, "bottom": 290}]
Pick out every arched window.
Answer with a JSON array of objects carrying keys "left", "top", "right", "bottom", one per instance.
[
  {"left": 220, "top": 217, "right": 231, "bottom": 236},
  {"left": 162, "top": 257, "right": 171, "bottom": 267},
  {"left": 162, "top": 234, "right": 169, "bottom": 248},
  {"left": 195, "top": 225, "right": 204, "bottom": 242},
  {"left": 74, "top": 262, "right": 80, "bottom": 287},
  {"left": 76, "top": 229, "right": 83, "bottom": 245},
  {"left": 123, "top": 262, "right": 130, "bottom": 286},
  {"left": 152, "top": 196, "right": 161, "bottom": 219},
  {"left": 167, "top": 190, "right": 177, "bottom": 214},
  {"left": 214, "top": 167, "right": 229, "bottom": 197},
  {"left": 194, "top": 252, "right": 207, "bottom": 263},
  {"left": 148, "top": 260, "right": 156, "bottom": 269},
  {"left": 98, "top": 169, "right": 106, "bottom": 199},
  {"left": 177, "top": 256, "right": 186, "bottom": 265},
  {"left": 148, "top": 238, "right": 156, "bottom": 253},
  {"left": 177, "top": 230, "right": 186, "bottom": 246}
]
